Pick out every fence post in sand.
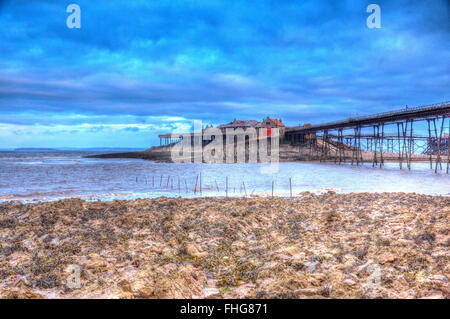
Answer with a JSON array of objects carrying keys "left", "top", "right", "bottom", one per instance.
[
  {"left": 160, "top": 175, "right": 163, "bottom": 187},
  {"left": 242, "top": 182, "right": 247, "bottom": 197},
  {"left": 185, "top": 179, "right": 188, "bottom": 193},
  {"left": 194, "top": 175, "right": 198, "bottom": 194},
  {"left": 215, "top": 180, "right": 220, "bottom": 192},
  {"left": 289, "top": 177, "right": 292, "bottom": 198},
  {"left": 199, "top": 172, "right": 202, "bottom": 195},
  {"left": 272, "top": 180, "right": 274, "bottom": 198},
  {"left": 226, "top": 176, "right": 228, "bottom": 198}
]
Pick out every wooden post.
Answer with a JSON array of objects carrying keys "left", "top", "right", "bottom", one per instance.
[
  {"left": 289, "top": 177, "right": 292, "bottom": 198},
  {"left": 272, "top": 181, "right": 274, "bottom": 198},
  {"left": 199, "top": 172, "right": 202, "bottom": 195},
  {"left": 226, "top": 176, "right": 228, "bottom": 198},
  {"left": 194, "top": 175, "right": 198, "bottom": 194},
  {"left": 215, "top": 180, "right": 220, "bottom": 192}
]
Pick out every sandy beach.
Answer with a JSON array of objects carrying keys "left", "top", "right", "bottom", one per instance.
[{"left": 0, "top": 192, "right": 448, "bottom": 299}]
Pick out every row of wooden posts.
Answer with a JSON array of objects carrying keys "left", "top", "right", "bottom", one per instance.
[{"left": 135, "top": 174, "right": 295, "bottom": 198}]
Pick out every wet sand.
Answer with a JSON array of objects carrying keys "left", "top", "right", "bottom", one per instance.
[{"left": 0, "top": 193, "right": 449, "bottom": 299}]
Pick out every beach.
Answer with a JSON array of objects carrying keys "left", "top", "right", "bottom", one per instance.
[{"left": 1, "top": 192, "right": 448, "bottom": 299}]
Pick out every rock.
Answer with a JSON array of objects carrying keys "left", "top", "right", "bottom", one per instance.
[
  {"left": 118, "top": 279, "right": 132, "bottom": 293},
  {"left": 135, "top": 287, "right": 155, "bottom": 298},
  {"left": 363, "top": 290, "right": 384, "bottom": 299},
  {"left": 343, "top": 279, "right": 357, "bottom": 286},
  {"left": 356, "top": 260, "right": 373, "bottom": 273},
  {"left": 420, "top": 292, "right": 445, "bottom": 299},
  {"left": 169, "top": 237, "right": 178, "bottom": 247},
  {"left": 118, "top": 292, "right": 134, "bottom": 299},
  {"left": 304, "top": 261, "right": 319, "bottom": 273},
  {"left": 380, "top": 253, "right": 396, "bottom": 264},
  {"left": 203, "top": 287, "right": 220, "bottom": 298},
  {"left": 235, "top": 249, "right": 246, "bottom": 257},
  {"left": 182, "top": 243, "right": 207, "bottom": 257},
  {"left": 279, "top": 246, "right": 303, "bottom": 257},
  {"left": 429, "top": 275, "right": 448, "bottom": 283},
  {"left": 0, "top": 289, "right": 44, "bottom": 299},
  {"left": 87, "top": 257, "right": 107, "bottom": 270},
  {"left": 275, "top": 246, "right": 305, "bottom": 262},
  {"left": 293, "top": 288, "right": 321, "bottom": 297}
]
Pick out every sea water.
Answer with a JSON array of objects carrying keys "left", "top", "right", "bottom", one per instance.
[{"left": 0, "top": 150, "right": 448, "bottom": 202}]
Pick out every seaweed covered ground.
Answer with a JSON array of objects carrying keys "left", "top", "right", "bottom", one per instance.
[{"left": 0, "top": 193, "right": 449, "bottom": 299}]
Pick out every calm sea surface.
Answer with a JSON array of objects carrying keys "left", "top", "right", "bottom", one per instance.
[{"left": 0, "top": 150, "right": 449, "bottom": 202}]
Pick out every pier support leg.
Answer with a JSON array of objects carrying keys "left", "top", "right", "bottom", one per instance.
[
  {"left": 435, "top": 116, "right": 445, "bottom": 173},
  {"left": 447, "top": 117, "right": 449, "bottom": 174},
  {"left": 397, "top": 123, "right": 402, "bottom": 169},
  {"left": 427, "top": 119, "right": 433, "bottom": 169},
  {"left": 380, "top": 123, "right": 385, "bottom": 168}
]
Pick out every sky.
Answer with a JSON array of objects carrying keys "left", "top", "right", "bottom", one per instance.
[{"left": 0, "top": 0, "right": 449, "bottom": 148}]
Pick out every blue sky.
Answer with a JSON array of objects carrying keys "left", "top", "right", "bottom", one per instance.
[{"left": 0, "top": 0, "right": 449, "bottom": 148}]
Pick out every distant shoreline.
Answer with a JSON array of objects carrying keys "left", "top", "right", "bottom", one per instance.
[{"left": 6, "top": 147, "right": 146, "bottom": 152}]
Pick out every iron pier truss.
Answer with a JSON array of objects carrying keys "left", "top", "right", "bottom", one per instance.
[{"left": 285, "top": 102, "right": 450, "bottom": 173}]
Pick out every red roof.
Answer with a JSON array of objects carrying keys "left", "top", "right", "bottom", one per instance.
[{"left": 267, "top": 118, "right": 285, "bottom": 127}]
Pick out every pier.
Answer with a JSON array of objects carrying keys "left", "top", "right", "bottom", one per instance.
[{"left": 285, "top": 102, "right": 450, "bottom": 173}]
